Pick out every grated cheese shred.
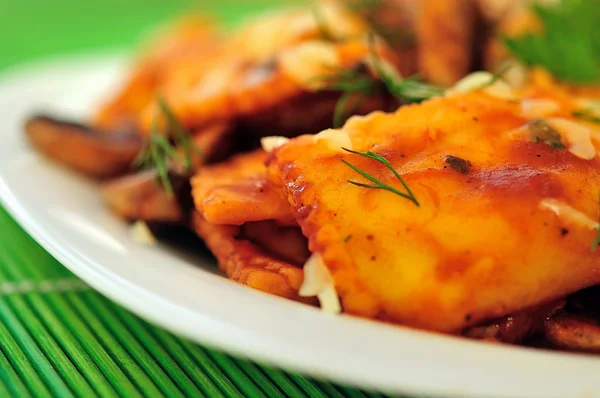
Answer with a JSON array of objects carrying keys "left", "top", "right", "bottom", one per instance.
[
  {"left": 539, "top": 199, "right": 598, "bottom": 230},
  {"left": 299, "top": 253, "right": 341, "bottom": 314},
  {"left": 261, "top": 136, "right": 290, "bottom": 153},
  {"left": 129, "top": 221, "right": 158, "bottom": 245}
]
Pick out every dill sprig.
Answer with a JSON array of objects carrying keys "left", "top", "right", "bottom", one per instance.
[
  {"left": 341, "top": 147, "right": 419, "bottom": 206},
  {"left": 481, "top": 65, "right": 513, "bottom": 88},
  {"left": 333, "top": 92, "right": 368, "bottom": 128},
  {"left": 133, "top": 121, "right": 180, "bottom": 196},
  {"left": 318, "top": 63, "right": 379, "bottom": 127},
  {"left": 157, "top": 98, "right": 201, "bottom": 171},
  {"left": 134, "top": 98, "right": 200, "bottom": 195},
  {"left": 318, "top": 34, "right": 442, "bottom": 127},
  {"left": 573, "top": 109, "right": 600, "bottom": 124},
  {"left": 367, "top": 34, "right": 443, "bottom": 103},
  {"left": 591, "top": 195, "right": 600, "bottom": 251},
  {"left": 503, "top": 0, "right": 600, "bottom": 84}
]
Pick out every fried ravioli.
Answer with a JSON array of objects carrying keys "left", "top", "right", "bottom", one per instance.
[
  {"left": 94, "top": 17, "right": 221, "bottom": 132},
  {"left": 132, "top": 1, "right": 405, "bottom": 136},
  {"left": 192, "top": 150, "right": 294, "bottom": 226},
  {"left": 267, "top": 89, "right": 600, "bottom": 333},
  {"left": 193, "top": 212, "right": 312, "bottom": 302}
]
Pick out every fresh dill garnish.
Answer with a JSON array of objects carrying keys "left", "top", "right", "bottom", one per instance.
[
  {"left": 503, "top": 0, "right": 600, "bottom": 84},
  {"left": 591, "top": 195, "right": 600, "bottom": 251},
  {"left": 134, "top": 98, "right": 201, "bottom": 195},
  {"left": 481, "top": 65, "right": 513, "bottom": 88},
  {"left": 333, "top": 92, "right": 367, "bottom": 128},
  {"left": 341, "top": 147, "right": 419, "bottom": 206},
  {"left": 318, "top": 34, "right": 442, "bottom": 127},
  {"left": 318, "top": 63, "right": 378, "bottom": 127},
  {"left": 133, "top": 122, "right": 179, "bottom": 196},
  {"left": 573, "top": 109, "right": 600, "bottom": 123},
  {"left": 528, "top": 119, "right": 566, "bottom": 149},
  {"left": 157, "top": 98, "right": 201, "bottom": 171},
  {"left": 367, "top": 34, "right": 443, "bottom": 102}
]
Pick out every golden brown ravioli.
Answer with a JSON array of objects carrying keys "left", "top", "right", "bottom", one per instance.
[
  {"left": 193, "top": 212, "right": 312, "bottom": 303},
  {"left": 267, "top": 89, "right": 600, "bottom": 332},
  {"left": 191, "top": 150, "right": 294, "bottom": 226}
]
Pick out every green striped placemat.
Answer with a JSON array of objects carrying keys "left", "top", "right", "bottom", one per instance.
[{"left": 0, "top": 205, "right": 404, "bottom": 397}]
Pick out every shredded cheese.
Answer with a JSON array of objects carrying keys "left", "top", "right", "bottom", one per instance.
[
  {"left": 520, "top": 99, "right": 560, "bottom": 118},
  {"left": 312, "top": 129, "right": 353, "bottom": 151},
  {"left": 545, "top": 118, "right": 596, "bottom": 160},
  {"left": 261, "top": 136, "right": 290, "bottom": 152},
  {"left": 539, "top": 199, "right": 598, "bottom": 230},
  {"left": 299, "top": 253, "right": 341, "bottom": 314},
  {"left": 129, "top": 221, "right": 157, "bottom": 245},
  {"left": 447, "top": 71, "right": 517, "bottom": 100}
]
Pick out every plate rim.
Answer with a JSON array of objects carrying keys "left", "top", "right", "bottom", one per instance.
[{"left": 2, "top": 53, "right": 600, "bottom": 398}]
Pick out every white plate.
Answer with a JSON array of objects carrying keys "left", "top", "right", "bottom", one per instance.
[{"left": 1, "top": 53, "right": 600, "bottom": 398}]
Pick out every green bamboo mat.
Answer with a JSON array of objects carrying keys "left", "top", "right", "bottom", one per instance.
[{"left": 0, "top": 205, "right": 400, "bottom": 397}]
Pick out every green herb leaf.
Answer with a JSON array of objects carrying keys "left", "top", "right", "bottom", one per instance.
[
  {"left": 573, "top": 109, "right": 600, "bottom": 123},
  {"left": 591, "top": 195, "right": 600, "bottom": 251},
  {"left": 333, "top": 92, "right": 368, "bottom": 128},
  {"left": 317, "top": 63, "right": 381, "bottom": 127},
  {"left": 318, "top": 64, "right": 379, "bottom": 95},
  {"left": 134, "top": 125, "right": 179, "bottom": 196},
  {"left": 503, "top": 0, "right": 600, "bottom": 83},
  {"left": 481, "top": 65, "right": 513, "bottom": 89},
  {"left": 157, "top": 98, "right": 202, "bottom": 170},
  {"left": 368, "top": 34, "right": 444, "bottom": 103},
  {"left": 528, "top": 119, "right": 566, "bottom": 149},
  {"left": 341, "top": 147, "right": 419, "bottom": 206},
  {"left": 134, "top": 98, "right": 200, "bottom": 195}
]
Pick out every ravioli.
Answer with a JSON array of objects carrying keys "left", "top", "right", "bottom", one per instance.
[
  {"left": 191, "top": 150, "right": 294, "bottom": 226},
  {"left": 94, "top": 17, "right": 221, "bottom": 132},
  {"left": 138, "top": 36, "right": 399, "bottom": 136},
  {"left": 193, "top": 212, "right": 312, "bottom": 303},
  {"left": 267, "top": 89, "right": 600, "bottom": 333}
]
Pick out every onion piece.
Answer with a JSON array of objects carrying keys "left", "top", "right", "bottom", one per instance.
[
  {"left": 520, "top": 99, "right": 560, "bottom": 119},
  {"left": 261, "top": 136, "right": 290, "bottom": 153},
  {"left": 447, "top": 71, "right": 517, "bottom": 100},
  {"left": 299, "top": 253, "right": 341, "bottom": 314},
  {"left": 312, "top": 129, "right": 353, "bottom": 151},
  {"left": 129, "top": 221, "right": 158, "bottom": 245}
]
